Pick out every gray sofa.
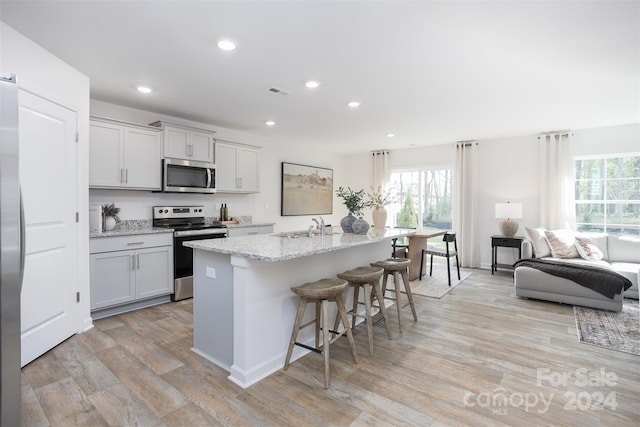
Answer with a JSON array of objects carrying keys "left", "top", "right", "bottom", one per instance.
[{"left": 514, "top": 231, "right": 639, "bottom": 312}]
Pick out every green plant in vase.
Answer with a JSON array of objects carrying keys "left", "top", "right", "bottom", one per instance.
[
  {"left": 366, "top": 186, "right": 394, "bottom": 229},
  {"left": 102, "top": 203, "right": 120, "bottom": 231},
  {"left": 336, "top": 186, "right": 369, "bottom": 233}
]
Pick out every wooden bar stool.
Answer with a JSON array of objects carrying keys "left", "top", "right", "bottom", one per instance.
[
  {"left": 370, "top": 258, "right": 416, "bottom": 333},
  {"left": 334, "top": 266, "right": 392, "bottom": 356},
  {"left": 283, "top": 278, "right": 358, "bottom": 388}
]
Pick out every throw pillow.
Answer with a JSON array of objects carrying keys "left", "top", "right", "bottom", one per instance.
[
  {"left": 543, "top": 230, "right": 579, "bottom": 258},
  {"left": 525, "top": 226, "right": 551, "bottom": 258},
  {"left": 575, "top": 236, "right": 604, "bottom": 261}
]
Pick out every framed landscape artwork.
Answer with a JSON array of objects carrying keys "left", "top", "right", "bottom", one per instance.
[{"left": 281, "top": 162, "right": 333, "bottom": 216}]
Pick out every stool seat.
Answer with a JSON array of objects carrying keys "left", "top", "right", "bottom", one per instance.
[
  {"left": 335, "top": 265, "right": 391, "bottom": 356},
  {"left": 371, "top": 258, "right": 411, "bottom": 271},
  {"left": 291, "top": 278, "right": 349, "bottom": 299},
  {"left": 284, "top": 277, "right": 358, "bottom": 388},
  {"left": 371, "top": 257, "right": 416, "bottom": 333},
  {"left": 337, "top": 266, "right": 384, "bottom": 283}
]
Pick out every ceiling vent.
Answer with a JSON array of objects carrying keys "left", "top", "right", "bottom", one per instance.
[{"left": 267, "top": 87, "right": 291, "bottom": 96}]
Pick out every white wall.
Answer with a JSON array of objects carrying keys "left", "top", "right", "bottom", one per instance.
[
  {"left": 1, "top": 22, "right": 92, "bottom": 331},
  {"left": 344, "top": 123, "right": 640, "bottom": 269},
  {"left": 89, "top": 100, "right": 349, "bottom": 232}
]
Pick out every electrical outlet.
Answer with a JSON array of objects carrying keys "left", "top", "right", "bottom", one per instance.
[{"left": 206, "top": 267, "right": 216, "bottom": 279}]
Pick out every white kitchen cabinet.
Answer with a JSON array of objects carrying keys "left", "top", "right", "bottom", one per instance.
[
  {"left": 89, "top": 117, "right": 162, "bottom": 190},
  {"left": 215, "top": 140, "right": 260, "bottom": 193},
  {"left": 89, "top": 233, "right": 173, "bottom": 315},
  {"left": 151, "top": 121, "right": 214, "bottom": 163},
  {"left": 226, "top": 224, "right": 273, "bottom": 237}
]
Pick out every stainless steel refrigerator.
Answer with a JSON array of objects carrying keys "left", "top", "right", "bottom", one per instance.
[{"left": 0, "top": 75, "right": 23, "bottom": 426}]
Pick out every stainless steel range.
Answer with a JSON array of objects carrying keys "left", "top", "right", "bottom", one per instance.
[{"left": 153, "top": 206, "right": 227, "bottom": 301}]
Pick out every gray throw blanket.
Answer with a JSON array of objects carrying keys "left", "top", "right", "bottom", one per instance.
[{"left": 513, "top": 259, "right": 632, "bottom": 299}]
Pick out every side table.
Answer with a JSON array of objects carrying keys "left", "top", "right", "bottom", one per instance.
[{"left": 491, "top": 235, "right": 523, "bottom": 274}]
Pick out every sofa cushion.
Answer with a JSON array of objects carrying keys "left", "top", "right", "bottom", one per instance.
[
  {"left": 525, "top": 226, "right": 551, "bottom": 258},
  {"left": 608, "top": 235, "right": 640, "bottom": 263},
  {"left": 575, "top": 236, "right": 604, "bottom": 261},
  {"left": 544, "top": 229, "right": 579, "bottom": 258}
]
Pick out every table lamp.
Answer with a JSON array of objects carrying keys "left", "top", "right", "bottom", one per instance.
[{"left": 495, "top": 202, "right": 523, "bottom": 237}]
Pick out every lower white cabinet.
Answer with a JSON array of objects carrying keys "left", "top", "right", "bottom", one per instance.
[
  {"left": 89, "top": 233, "right": 173, "bottom": 314},
  {"left": 226, "top": 225, "right": 273, "bottom": 237}
]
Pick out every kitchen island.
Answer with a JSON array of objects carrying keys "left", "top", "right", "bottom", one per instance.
[{"left": 184, "top": 228, "right": 414, "bottom": 388}]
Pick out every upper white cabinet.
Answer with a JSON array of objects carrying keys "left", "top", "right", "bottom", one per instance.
[
  {"left": 90, "top": 117, "right": 162, "bottom": 190},
  {"left": 215, "top": 140, "right": 260, "bottom": 193},
  {"left": 150, "top": 121, "right": 215, "bottom": 163}
]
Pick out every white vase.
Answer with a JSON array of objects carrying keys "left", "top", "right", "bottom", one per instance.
[
  {"left": 104, "top": 216, "right": 116, "bottom": 231},
  {"left": 372, "top": 206, "right": 388, "bottom": 229}
]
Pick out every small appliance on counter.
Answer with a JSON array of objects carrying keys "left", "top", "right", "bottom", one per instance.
[{"left": 89, "top": 204, "right": 103, "bottom": 233}]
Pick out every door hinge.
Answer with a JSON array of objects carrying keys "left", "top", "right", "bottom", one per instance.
[
  {"left": 76, "top": 292, "right": 80, "bottom": 302},
  {"left": 75, "top": 132, "right": 79, "bottom": 143},
  {"left": 76, "top": 212, "right": 79, "bottom": 223}
]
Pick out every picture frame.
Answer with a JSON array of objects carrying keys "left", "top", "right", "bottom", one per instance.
[{"left": 281, "top": 162, "right": 333, "bottom": 216}]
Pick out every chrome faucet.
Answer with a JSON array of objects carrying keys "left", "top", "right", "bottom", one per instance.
[{"left": 316, "top": 217, "right": 325, "bottom": 237}]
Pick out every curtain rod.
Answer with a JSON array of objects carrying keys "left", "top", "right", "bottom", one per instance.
[{"left": 455, "top": 140, "right": 478, "bottom": 147}]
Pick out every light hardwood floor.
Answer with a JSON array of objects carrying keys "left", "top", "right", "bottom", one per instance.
[{"left": 21, "top": 269, "right": 639, "bottom": 426}]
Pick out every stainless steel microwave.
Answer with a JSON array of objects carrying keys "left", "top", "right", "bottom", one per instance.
[{"left": 162, "top": 158, "right": 216, "bottom": 193}]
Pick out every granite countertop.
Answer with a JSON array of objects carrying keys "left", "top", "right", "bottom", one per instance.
[
  {"left": 224, "top": 222, "right": 275, "bottom": 228},
  {"left": 90, "top": 227, "right": 173, "bottom": 238},
  {"left": 89, "top": 220, "right": 274, "bottom": 238},
  {"left": 183, "top": 228, "right": 415, "bottom": 262}
]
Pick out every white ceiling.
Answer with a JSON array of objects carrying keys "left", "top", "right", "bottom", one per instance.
[{"left": 1, "top": 1, "right": 638, "bottom": 154}]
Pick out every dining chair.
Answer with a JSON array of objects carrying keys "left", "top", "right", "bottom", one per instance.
[
  {"left": 419, "top": 233, "right": 460, "bottom": 286},
  {"left": 391, "top": 237, "right": 408, "bottom": 258}
]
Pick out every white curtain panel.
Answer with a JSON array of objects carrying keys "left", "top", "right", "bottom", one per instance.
[
  {"left": 371, "top": 150, "right": 390, "bottom": 191},
  {"left": 539, "top": 133, "right": 576, "bottom": 230},
  {"left": 453, "top": 142, "right": 480, "bottom": 267}
]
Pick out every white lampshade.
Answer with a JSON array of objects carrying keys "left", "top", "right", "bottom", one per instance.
[
  {"left": 495, "top": 202, "right": 523, "bottom": 237},
  {"left": 495, "top": 202, "right": 523, "bottom": 219}
]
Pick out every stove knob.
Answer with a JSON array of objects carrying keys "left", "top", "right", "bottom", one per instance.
[{"left": 164, "top": 209, "right": 169, "bottom": 213}]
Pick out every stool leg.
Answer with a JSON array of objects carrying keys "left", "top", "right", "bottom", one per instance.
[
  {"left": 362, "top": 283, "right": 375, "bottom": 356},
  {"left": 401, "top": 267, "right": 417, "bottom": 321},
  {"left": 371, "top": 279, "right": 392, "bottom": 340},
  {"left": 429, "top": 254, "right": 434, "bottom": 276},
  {"left": 315, "top": 300, "right": 322, "bottom": 347},
  {"left": 335, "top": 296, "right": 359, "bottom": 365},
  {"left": 351, "top": 283, "right": 360, "bottom": 330},
  {"left": 284, "top": 296, "right": 308, "bottom": 370},
  {"left": 392, "top": 271, "right": 404, "bottom": 333},
  {"left": 321, "top": 299, "right": 330, "bottom": 388}
]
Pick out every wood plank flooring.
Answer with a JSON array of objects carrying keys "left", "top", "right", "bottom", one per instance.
[{"left": 21, "top": 269, "right": 639, "bottom": 426}]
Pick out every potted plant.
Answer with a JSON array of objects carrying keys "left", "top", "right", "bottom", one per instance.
[
  {"left": 366, "top": 186, "right": 394, "bottom": 229},
  {"left": 102, "top": 203, "right": 120, "bottom": 231},
  {"left": 336, "top": 186, "right": 369, "bottom": 233}
]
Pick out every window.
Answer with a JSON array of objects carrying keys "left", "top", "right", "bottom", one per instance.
[
  {"left": 575, "top": 154, "right": 640, "bottom": 236},
  {"left": 388, "top": 168, "right": 453, "bottom": 232}
]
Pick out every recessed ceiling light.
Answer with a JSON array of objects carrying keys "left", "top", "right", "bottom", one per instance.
[
  {"left": 386, "top": 133, "right": 396, "bottom": 138},
  {"left": 265, "top": 120, "right": 276, "bottom": 126},
  {"left": 136, "top": 86, "right": 152, "bottom": 94},
  {"left": 348, "top": 101, "right": 361, "bottom": 108},
  {"left": 305, "top": 80, "right": 320, "bottom": 89},
  {"left": 217, "top": 39, "right": 237, "bottom": 51}
]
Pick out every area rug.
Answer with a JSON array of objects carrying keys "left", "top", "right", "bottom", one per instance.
[
  {"left": 406, "top": 264, "right": 471, "bottom": 299},
  {"left": 574, "top": 299, "right": 640, "bottom": 356}
]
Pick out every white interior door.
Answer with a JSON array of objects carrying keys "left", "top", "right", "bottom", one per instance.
[{"left": 19, "top": 89, "right": 78, "bottom": 367}]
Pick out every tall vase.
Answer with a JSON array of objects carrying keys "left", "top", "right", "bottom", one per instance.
[
  {"left": 351, "top": 217, "right": 370, "bottom": 235},
  {"left": 372, "top": 206, "right": 388, "bottom": 229},
  {"left": 340, "top": 212, "right": 356, "bottom": 233}
]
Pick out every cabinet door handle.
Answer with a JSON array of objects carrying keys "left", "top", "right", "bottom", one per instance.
[
  {"left": 131, "top": 254, "right": 136, "bottom": 270},
  {"left": 125, "top": 169, "right": 128, "bottom": 184},
  {"left": 239, "top": 177, "right": 242, "bottom": 188},
  {"left": 137, "top": 254, "right": 140, "bottom": 269},
  {"left": 120, "top": 168, "right": 124, "bottom": 184}
]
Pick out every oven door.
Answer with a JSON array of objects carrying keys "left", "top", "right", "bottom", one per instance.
[
  {"left": 163, "top": 158, "right": 216, "bottom": 194},
  {"left": 172, "top": 228, "right": 226, "bottom": 301}
]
